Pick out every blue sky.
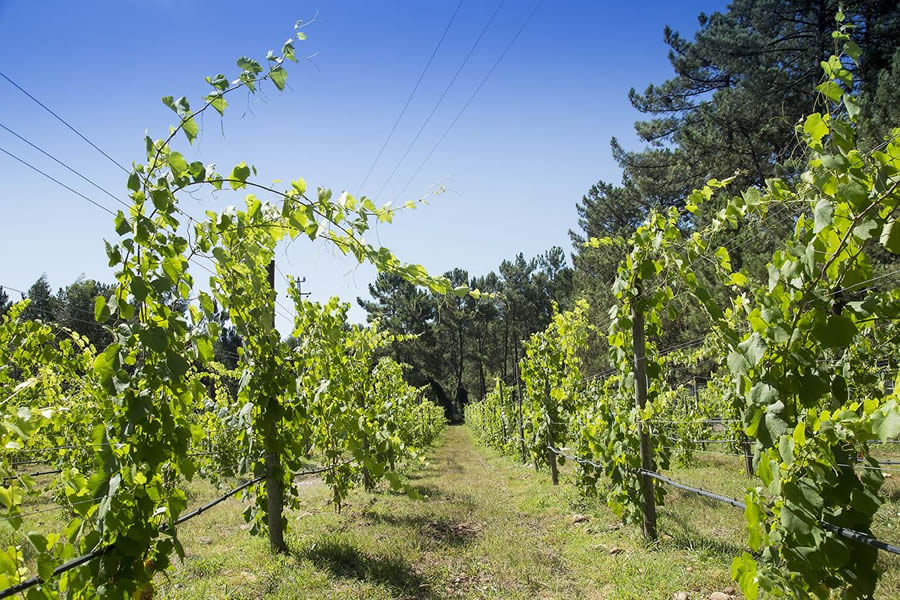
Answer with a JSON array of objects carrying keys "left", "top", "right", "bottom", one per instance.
[{"left": 0, "top": 0, "right": 726, "bottom": 328}]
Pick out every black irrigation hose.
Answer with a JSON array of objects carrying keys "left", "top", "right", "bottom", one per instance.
[
  {"left": 0, "top": 475, "right": 265, "bottom": 598},
  {"left": 10, "top": 459, "right": 51, "bottom": 467},
  {"left": 0, "top": 545, "right": 116, "bottom": 599},
  {"left": 640, "top": 468, "right": 900, "bottom": 554},
  {"left": 663, "top": 437, "right": 739, "bottom": 445},
  {"left": 162, "top": 475, "right": 265, "bottom": 531},
  {"left": 544, "top": 445, "right": 900, "bottom": 556},
  {"left": 0, "top": 459, "right": 349, "bottom": 598},
  {"left": 292, "top": 458, "right": 356, "bottom": 476},
  {"left": 820, "top": 521, "right": 900, "bottom": 555},
  {"left": 11, "top": 443, "right": 113, "bottom": 454},
  {"left": 2, "top": 468, "right": 62, "bottom": 482},
  {"left": 637, "top": 468, "right": 747, "bottom": 510}
]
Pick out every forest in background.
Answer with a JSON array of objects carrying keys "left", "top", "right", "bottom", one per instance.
[
  {"left": 3, "top": 0, "right": 899, "bottom": 420},
  {"left": 358, "top": 0, "right": 900, "bottom": 418}
]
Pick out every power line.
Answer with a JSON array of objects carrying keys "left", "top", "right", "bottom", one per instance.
[
  {"left": 0, "top": 121, "right": 129, "bottom": 209},
  {"left": 0, "top": 280, "right": 246, "bottom": 366},
  {"left": 356, "top": 0, "right": 465, "bottom": 195},
  {"left": 0, "top": 284, "right": 26, "bottom": 296},
  {"left": 274, "top": 264, "right": 291, "bottom": 286},
  {"left": 0, "top": 149, "right": 245, "bottom": 320},
  {"left": 0, "top": 145, "right": 115, "bottom": 216},
  {"left": 0, "top": 77, "right": 210, "bottom": 230},
  {"left": 394, "top": 0, "right": 543, "bottom": 202},
  {"left": 0, "top": 127, "right": 287, "bottom": 324},
  {"left": 373, "top": 0, "right": 505, "bottom": 200},
  {"left": 0, "top": 280, "right": 247, "bottom": 363},
  {"left": 0, "top": 70, "right": 130, "bottom": 174}
]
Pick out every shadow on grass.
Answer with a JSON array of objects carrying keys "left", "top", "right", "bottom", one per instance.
[
  {"left": 880, "top": 484, "right": 900, "bottom": 504},
  {"left": 660, "top": 509, "right": 747, "bottom": 559},
  {"left": 384, "top": 483, "right": 446, "bottom": 501},
  {"left": 361, "top": 510, "right": 482, "bottom": 548},
  {"left": 402, "top": 458, "right": 453, "bottom": 482},
  {"left": 384, "top": 483, "right": 476, "bottom": 508},
  {"left": 297, "top": 536, "right": 432, "bottom": 599},
  {"left": 430, "top": 455, "right": 465, "bottom": 474}
]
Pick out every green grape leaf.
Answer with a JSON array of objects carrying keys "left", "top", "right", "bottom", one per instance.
[
  {"left": 194, "top": 337, "right": 214, "bottom": 364},
  {"left": 813, "top": 199, "right": 834, "bottom": 233},
  {"left": 731, "top": 553, "right": 760, "bottom": 600},
  {"left": 93, "top": 343, "right": 121, "bottom": 387},
  {"left": 168, "top": 152, "right": 188, "bottom": 177},
  {"left": 270, "top": 67, "right": 287, "bottom": 91},
  {"left": 803, "top": 114, "right": 829, "bottom": 143},
  {"left": 236, "top": 56, "right": 263, "bottom": 74},
  {"left": 94, "top": 296, "right": 110, "bottom": 323},
  {"left": 813, "top": 315, "right": 855, "bottom": 348},
  {"left": 229, "top": 162, "right": 251, "bottom": 190},
  {"left": 880, "top": 219, "right": 900, "bottom": 254},
  {"left": 182, "top": 117, "right": 199, "bottom": 144},
  {"left": 206, "top": 93, "right": 227, "bottom": 116},
  {"left": 166, "top": 352, "right": 190, "bottom": 379},
  {"left": 140, "top": 326, "right": 168, "bottom": 353}
]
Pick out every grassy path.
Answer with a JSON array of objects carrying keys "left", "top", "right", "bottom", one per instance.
[
  {"left": 158, "top": 426, "right": 737, "bottom": 598},
  {"left": 156, "top": 426, "right": 898, "bottom": 598}
]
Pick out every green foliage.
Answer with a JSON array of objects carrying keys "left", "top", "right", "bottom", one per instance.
[
  {"left": 519, "top": 301, "right": 590, "bottom": 472},
  {"left": 0, "top": 287, "right": 11, "bottom": 318},
  {"left": 592, "top": 28, "right": 900, "bottom": 597},
  {"left": 472, "top": 26, "right": 900, "bottom": 599},
  {"left": 571, "top": 1, "right": 900, "bottom": 359},
  {"left": 0, "top": 25, "right": 452, "bottom": 597},
  {"left": 359, "top": 249, "right": 573, "bottom": 420}
]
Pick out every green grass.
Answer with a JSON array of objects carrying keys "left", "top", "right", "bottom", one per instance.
[
  {"left": 3, "top": 427, "right": 898, "bottom": 598},
  {"left": 146, "top": 426, "right": 899, "bottom": 598}
]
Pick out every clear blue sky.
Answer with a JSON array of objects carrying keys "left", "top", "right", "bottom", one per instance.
[{"left": 0, "top": 0, "right": 726, "bottom": 328}]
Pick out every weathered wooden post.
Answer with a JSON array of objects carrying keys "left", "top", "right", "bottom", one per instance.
[
  {"left": 264, "top": 259, "right": 286, "bottom": 553},
  {"left": 632, "top": 292, "right": 657, "bottom": 541},
  {"left": 545, "top": 381, "right": 559, "bottom": 486},
  {"left": 742, "top": 434, "right": 754, "bottom": 477}
]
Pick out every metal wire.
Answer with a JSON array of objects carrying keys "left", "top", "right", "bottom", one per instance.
[
  {"left": 0, "top": 457, "right": 354, "bottom": 597},
  {"left": 541, "top": 444, "right": 900, "bottom": 555}
]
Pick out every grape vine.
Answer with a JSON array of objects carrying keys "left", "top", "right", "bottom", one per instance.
[
  {"left": 468, "top": 15, "right": 900, "bottom": 599},
  {"left": 0, "top": 23, "right": 455, "bottom": 598}
]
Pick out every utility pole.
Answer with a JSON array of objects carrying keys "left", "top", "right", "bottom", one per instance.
[
  {"left": 264, "top": 259, "right": 286, "bottom": 553},
  {"left": 632, "top": 290, "right": 657, "bottom": 541},
  {"left": 296, "top": 276, "right": 311, "bottom": 299}
]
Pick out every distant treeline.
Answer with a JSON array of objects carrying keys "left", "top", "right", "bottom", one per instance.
[
  {"left": 360, "top": 0, "right": 900, "bottom": 416},
  {"left": 0, "top": 276, "right": 243, "bottom": 369},
  {"left": 358, "top": 247, "right": 573, "bottom": 420},
  {"left": 6, "top": 0, "right": 900, "bottom": 419}
]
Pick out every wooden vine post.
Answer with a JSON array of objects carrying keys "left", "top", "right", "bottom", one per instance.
[
  {"left": 499, "top": 382, "right": 508, "bottom": 444},
  {"left": 741, "top": 434, "right": 754, "bottom": 477},
  {"left": 632, "top": 291, "right": 657, "bottom": 541},
  {"left": 545, "top": 380, "right": 559, "bottom": 485},
  {"left": 362, "top": 434, "right": 373, "bottom": 490},
  {"left": 514, "top": 360, "right": 527, "bottom": 464},
  {"left": 264, "top": 259, "right": 287, "bottom": 553}
]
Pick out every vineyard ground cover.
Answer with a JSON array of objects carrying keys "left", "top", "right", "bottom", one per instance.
[
  {"left": 119, "top": 425, "right": 878, "bottom": 599},
  {"left": 6, "top": 429, "right": 894, "bottom": 597}
]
